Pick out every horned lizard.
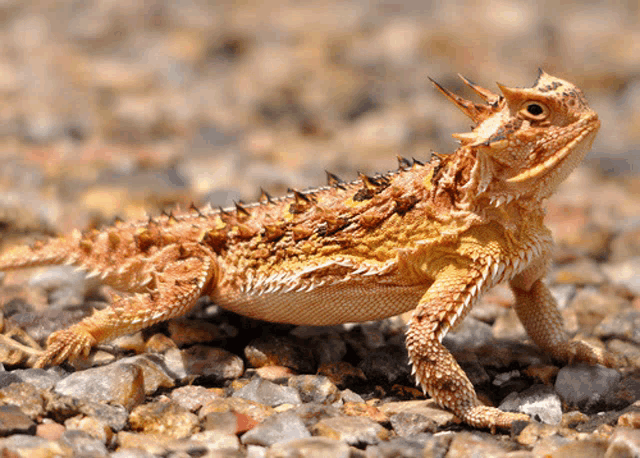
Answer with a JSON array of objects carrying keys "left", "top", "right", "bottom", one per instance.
[{"left": 0, "top": 70, "right": 618, "bottom": 430}]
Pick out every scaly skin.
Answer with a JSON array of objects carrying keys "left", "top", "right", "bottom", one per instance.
[{"left": 0, "top": 71, "right": 618, "bottom": 431}]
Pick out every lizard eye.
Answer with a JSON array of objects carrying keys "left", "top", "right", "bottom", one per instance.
[{"left": 520, "top": 101, "right": 549, "bottom": 121}]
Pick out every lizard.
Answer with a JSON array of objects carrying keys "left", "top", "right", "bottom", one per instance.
[{"left": 0, "top": 70, "right": 618, "bottom": 431}]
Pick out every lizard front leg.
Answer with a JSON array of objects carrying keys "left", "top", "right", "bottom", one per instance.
[
  {"left": 510, "top": 259, "right": 621, "bottom": 368},
  {"left": 406, "top": 260, "right": 530, "bottom": 430},
  {"left": 34, "top": 243, "right": 218, "bottom": 368}
]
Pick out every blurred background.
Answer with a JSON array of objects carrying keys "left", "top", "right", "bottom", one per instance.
[{"left": 0, "top": 0, "right": 638, "bottom": 242}]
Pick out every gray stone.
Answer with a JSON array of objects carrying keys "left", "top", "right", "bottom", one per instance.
[
  {"left": 10, "top": 367, "right": 65, "bottom": 391},
  {"left": 247, "top": 445, "right": 268, "bottom": 458},
  {"left": 605, "top": 428, "right": 640, "bottom": 458},
  {"left": 311, "top": 416, "right": 388, "bottom": 446},
  {"left": 292, "top": 403, "right": 341, "bottom": 429},
  {"left": 288, "top": 375, "right": 340, "bottom": 404},
  {"left": 28, "top": 266, "right": 92, "bottom": 308},
  {"left": 555, "top": 364, "right": 621, "bottom": 412},
  {"left": 233, "top": 378, "right": 302, "bottom": 407},
  {"left": 389, "top": 412, "right": 437, "bottom": 436},
  {"left": 366, "top": 437, "right": 427, "bottom": 458},
  {"left": 499, "top": 384, "right": 562, "bottom": 425},
  {"left": 111, "top": 450, "right": 157, "bottom": 458},
  {"left": 594, "top": 309, "right": 640, "bottom": 345},
  {"left": 379, "top": 400, "right": 455, "bottom": 429},
  {"left": 443, "top": 317, "right": 493, "bottom": 352},
  {"left": 114, "top": 355, "right": 177, "bottom": 395},
  {"left": 267, "top": 437, "right": 351, "bottom": 458},
  {"left": 445, "top": 431, "right": 513, "bottom": 457},
  {"left": 0, "top": 382, "right": 45, "bottom": 419},
  {"left": 241, "top": 411, "right": 310, "bottom": 446},
  {"left": 0, "top": 435, "right": 73, "bottom": 456},
  {"left": 77, "top": 402, "right": 129, "bottom": 432},
  {"left": 54, "top": 361, "right": 145, "bottom": 410},
  {"left": 182, "top": 345, "right": 244, "bottom": 381},
  {"left": 0, "top": 405, "right": 36, "bottom": 436},
  {"left": 359, "top": 345, "right": 409, "bottom": 384},
  {"left": 44, "top": 391, "right": 128, "bottom": 431},
  {"left": 245, "top": 336, "right": 315, "bottom": 374},
  {"left": 61, "top": 430, "right": 109, "bottom": 458},
  {"left": 171, "top": 385, "right": 224, "bottom": 412}
]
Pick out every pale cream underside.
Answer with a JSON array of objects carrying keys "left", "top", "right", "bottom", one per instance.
[{"left": 211, "top": 282, "right": 427, "bottom": 325}]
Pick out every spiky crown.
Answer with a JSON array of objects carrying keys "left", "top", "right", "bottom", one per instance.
[{"left": 431, "top": 70, "right": 601, "bottom": 208}]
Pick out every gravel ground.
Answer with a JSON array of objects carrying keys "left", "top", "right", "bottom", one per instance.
[{"left": 0, "top": 0, "right": 639, "bottom": 456}]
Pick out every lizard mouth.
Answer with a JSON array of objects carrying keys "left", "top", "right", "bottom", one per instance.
[{"left": 506, "top": 114, "right": 600, "bottom": 184}]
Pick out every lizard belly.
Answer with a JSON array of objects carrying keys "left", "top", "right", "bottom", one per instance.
[{"left": 211, "top": 282, "right": 427, "bottom": 326}]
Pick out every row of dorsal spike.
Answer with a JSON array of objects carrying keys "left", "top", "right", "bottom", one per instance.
[{"left": 113, "top": 153, "right": 429, "bottom": 231}]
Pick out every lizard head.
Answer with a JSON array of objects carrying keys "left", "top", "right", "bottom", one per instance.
[{"left": 433, "top": 70, "right": 601, "bottom": 206}]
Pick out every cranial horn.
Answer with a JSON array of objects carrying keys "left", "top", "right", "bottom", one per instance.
[
  {"left": 429, "top": 77, "right": 494, "bottom": 124},
  {"left": 495, "top": 83, "right": 522, "bottom": 101},
  {"left": 457, "top": 74, "right": 500, "bottom": 104}
]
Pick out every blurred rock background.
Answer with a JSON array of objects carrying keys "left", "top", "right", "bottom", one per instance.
[{"left": 0, "top": 0, "right": 637, "bottom": 240}]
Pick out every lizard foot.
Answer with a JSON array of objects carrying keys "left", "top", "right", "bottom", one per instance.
[
  {"left": 461, "top": 405, "right": 530, "bottom": 432},
  {"left": 34, "top": 327, "right": 96, "bottom": 368},
  {"left": 565, "top": 339, "right": 626, "bottom": 369}
]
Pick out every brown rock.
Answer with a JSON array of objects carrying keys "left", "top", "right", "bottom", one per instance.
[
  {"left": 64, "top": 416, "right": 113, "bottom": 444},
  {"left": 0, "top": 382, "right": 45, "bottom": 419},
  {"left": 341, "top": 402, "right": 389, "bottom": 424},
  {"left": 0, "top": 405, "right": 36, "bottom": 436},
  {"left": 199, "top": 397, "right": 275, "bottom": 424},
  {"left": 317, "top": 362, "right": 367, "bottom": 388},
  {"left": 181, "top": 345, "right": 244, "bottom": 381},
  {"left": 35, "top": 422, "right": 65, "bottom": 441},
  {"left": 378, "top": 400, "right": 456, "bottom": 429},
  {"left": 170, "top": 385, "right": 224, "bottom": 412},
  {"left": 311, "top": 416, "right": 389, "bottom": 445},
  {"left": 129, "top": 400, "right": 199, "bottom": 439},
  {"left": 167, "top": 318, "right": 227, "bottom": 346},
  {"left": 245, "top": 336, "right": 315, "bottom": 373},
  {"left": 255, "top": 365, "right": 296, "bottom": 382}
]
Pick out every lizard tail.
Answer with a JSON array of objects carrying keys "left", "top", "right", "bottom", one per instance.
[{"left": 0, "top": 231, "right": 80, "bottom": 271}]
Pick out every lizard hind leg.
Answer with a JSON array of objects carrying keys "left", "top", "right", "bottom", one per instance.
[{"left": 34, "top": 243, "right": 218, "bottom": 368}]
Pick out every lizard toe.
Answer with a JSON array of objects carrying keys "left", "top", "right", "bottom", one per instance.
[
  {"left": 566, "top": 339, "right": 625, "bottom": 369},
  {"left": 462, "top": 405, "right": 530, "bottom": 431},
  {"left": 34, "top": 328, "right": 96, "bottom": 368}
]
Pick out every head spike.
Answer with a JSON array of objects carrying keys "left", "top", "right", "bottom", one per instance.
[
  {"left": 495, "top": 82, "right": 520, "bottom": 101},
  {"left": 429, "top": 77, "right": 493, "bottom": 123},
  {"left": 451, "top": 132, "right": 478, "bottom": 144},
  {"left": 457, "top": 74, "right": 500, "bottom": 104},
  {"left": 534, "top": 68, "right": 548, "bottom": 86}
]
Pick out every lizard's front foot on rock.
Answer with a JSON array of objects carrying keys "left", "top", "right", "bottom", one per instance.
[
  {"left": 34, "top": 328, "right": 96, "bottom": 368},
  {"left": 462, "top": 406, "right": 530, "bottom": 432}
]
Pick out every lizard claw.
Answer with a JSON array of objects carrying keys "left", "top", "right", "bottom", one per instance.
[{"left": 34, "top": 328, "right": 96, "bottom": 368}]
